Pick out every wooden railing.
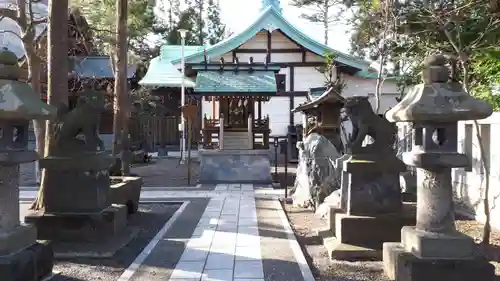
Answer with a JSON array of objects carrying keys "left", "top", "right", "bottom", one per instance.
[{"left": 201, "top": 115, "right": 270, "bottom": 149}]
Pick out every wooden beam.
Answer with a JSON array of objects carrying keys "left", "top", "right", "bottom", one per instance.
[
  {"left": 232, "top": 50, "right": 236, "bottom": 62},
  {"left": 235, "top": 48, "right": 304, "bottom": 53},
  {"left": 289, "top": 66, "right": 295, "bottom": 125},
  {"left": 266, "top": 31, "right": 272, "bottom": 63},
  {"left": 302, "top": 49, "right": 306, "bottom": 62},
  {"left": 277, "top": 91, "right": 308, "bottom": 97}
]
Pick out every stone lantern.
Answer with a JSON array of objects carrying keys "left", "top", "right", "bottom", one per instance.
[
  {"left": 383, "top": 54, "right": 494, "bottom": 280},
  {"left": 0, "top": 49, "right": 56, "bottom": 281}
]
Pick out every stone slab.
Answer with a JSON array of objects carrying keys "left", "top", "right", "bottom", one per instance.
[
  {"left": 401, "top": 226, "right": 476, "bottom": 259},
  {"left": 324, "top": 236, "right": 380, "bottom": 260},
  {"left": 334, "top": 212, "right": 415, "bottom": 250},
  {"left": 383, "top": 242, "right": 495, "bottom": 281},
  {"left": 0, "top": 223, "right": 37, "bottom": 256},
  {"left": 198, "top": 149, "right": 272, "bottom": 183},
  {"left": 24, "top": 204, "right": 127, "bottom": 242},
  {"left": 110, "top": 176, "right": 143, "bottom": 214},
  {"left": 0, "top": 240, "right": 53, "bottom": 281}
]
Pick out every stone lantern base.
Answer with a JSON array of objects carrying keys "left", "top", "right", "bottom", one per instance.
[
  {"left": 383, "top": 227, "right": 495, "bottom": 281},
  {"left": 325, "top": 204, "right": 415, "bottom": 260},
  {"left": 383, "top": 242, "right": 494, "bottom": 281},
  {"left": 0, "top": 240, "right": 54, "bottom": 281}
]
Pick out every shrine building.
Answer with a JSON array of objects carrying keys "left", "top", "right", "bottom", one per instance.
[{"left": 140, "top": 0, "right": 400, "bottom": 150}]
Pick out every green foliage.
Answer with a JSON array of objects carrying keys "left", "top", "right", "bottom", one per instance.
[
  {"left": 343, "top": 0, "right": 500, "bottom": 109},
  {"left": 322, "top": 51, "right": 347, "bottom": 92},
  {"left": 206, "top": 0, "right": 226, "bottom": 45},
  {"left": 157, "top": 0, "right": 228, "bottom": 46},
  {"left": 471, "top": 49, "right": 500, "bottom": 111},
  {"left": 70, "top": 0, "right": 155, "bottom": 58}
]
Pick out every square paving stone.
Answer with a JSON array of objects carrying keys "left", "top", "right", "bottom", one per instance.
[
  {"left": 170, "top": 261, "right": 205, "bottom": 279},
  {"left": 205, "top": 252, "right": 235, "bottom": 269},
  {"left": 202, "top": 269, "right": 233, "bottom": 281},
  {"left": 234, "top": 260, "right": 264, "bottom": 279}
]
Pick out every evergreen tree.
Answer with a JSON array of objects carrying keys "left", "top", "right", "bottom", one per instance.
[
  {"left": 186, "top": 0, "right": 206, "bottom": 45},
  {"left": 164, "top": 7, "right": 199, "bottom": 45},
  {"left": 289, "top": 0, "right": 341, "bottom": 45},
  {"left": 206, "top": 0, "right": 226, "bottom": 45}
]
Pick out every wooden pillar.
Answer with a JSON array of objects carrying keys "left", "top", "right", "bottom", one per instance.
[
  {"left": 258, "top": 99, "right": 262, "bottom": 120},
  {"left": 211, "top": 96, "right": 215, "bottom": 119}
]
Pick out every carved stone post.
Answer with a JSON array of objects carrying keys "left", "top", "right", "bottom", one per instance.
[
  {"left": 383, "top": 54, "right": 495, "bottom": 281},
  {"left": 0, "top": 50, "right": 56, "bottom": 281}
]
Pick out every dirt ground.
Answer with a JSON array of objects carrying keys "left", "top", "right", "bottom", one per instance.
[
  {"left": 283, "top": 202, "right": 500, "bottom": 281},
  {"left": 130, "top": 158, "right": 200, "bottom": 187}
]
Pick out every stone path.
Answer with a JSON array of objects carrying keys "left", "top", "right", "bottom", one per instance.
[{"left": 19, "top": 184, "right": 315, "bottom": 281}]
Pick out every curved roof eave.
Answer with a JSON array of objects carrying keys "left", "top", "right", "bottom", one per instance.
[
  {"left": 171, "top": 6, "right": 370, "bottom": 71},
  {"left": 139, "top": 57, "right": 195, "bottom": 88}
]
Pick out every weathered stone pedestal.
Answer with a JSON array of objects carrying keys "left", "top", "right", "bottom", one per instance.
[
  {"left": 198, "top": 149, "right": 272, "bottom": 184},
  {"left": 25, "top": 153, "right": 129, "bottom": 243},
  {"left": 325, "top": 155, "right": 415, "bottom": 260},
  {"left": 0, "top": 158, "right": 54, "bottom": 281},
  {"left": 382, "top": 54, "right": 495, "bottom": 281},
  {"left": 0, "top": 49, "right": 56, "bottom": 281}
]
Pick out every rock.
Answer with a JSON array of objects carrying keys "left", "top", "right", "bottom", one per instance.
[{"left": 290, "top": 133, "right": 341, "bottom": 209}]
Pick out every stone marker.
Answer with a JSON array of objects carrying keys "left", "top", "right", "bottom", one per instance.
[
  {"left": 25, "top": 89, "right": 133, "bottom": 256},
  {"left": 323, "top": 96, "right": 415, "bottom": 260},
  {"left": 383, "top": 54, "right": 495, "bottom": 281},
  {"left": 0, "top": 49, "right": 56, "bottom": 281}
]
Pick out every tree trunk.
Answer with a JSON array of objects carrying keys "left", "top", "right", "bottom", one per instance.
[
  {"left": 323, "top": 0, "right": 328, "bottom": 45},
  {"left": 31, "top": 0, "right": 69, "bottom": 211},
  {"left": 25, "top": 46, "right": 45, "bottom": 184},
  {"left": 113, "top": 0, "right": 128, "bottom": 174}
]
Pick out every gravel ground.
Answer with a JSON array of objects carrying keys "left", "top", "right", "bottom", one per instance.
[
  {"left": 283, "top": 202, "right": 388, "bottom": 281},
  {"left": 51, "top": 203, "right": 181, "bottom": 281},
  {"left": 283, "top": 202, "right": 500, "bottom": 280}
]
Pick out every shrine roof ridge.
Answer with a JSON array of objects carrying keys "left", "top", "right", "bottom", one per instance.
[{"left": 190, "top": 63, "right": 281, "bottom": 72}]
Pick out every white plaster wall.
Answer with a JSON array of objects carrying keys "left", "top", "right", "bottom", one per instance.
[
  {"left": 305, "top": 51, "right": 324, "bottom": 62},
  {"left": 262, "top": 96, "right": 290, "bottom": 136},
  {"left": 293, "top": 66, "right": 327, "bottom": 91},
  {"left": 293, "top": 96, "right": 308, "bottom": 124},
  {"left": 453, "top": 113, "right": 500, "bottom": 229},
  {"left": 202, "top": 99, "right": 218, "bottom": 119},
  {"left": 238, "top": 31, "right": 267, "bottom": 49},
  {"left": 343, "top": 75, "right": 400, "bottom": 113}
]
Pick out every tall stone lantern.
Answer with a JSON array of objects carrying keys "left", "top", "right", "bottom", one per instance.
[
  {"left": 383, "top": 54, "right": 495, "bottom": 280},
  {"left": 0, "top": 49, "right": 57, "bottom": 281}
]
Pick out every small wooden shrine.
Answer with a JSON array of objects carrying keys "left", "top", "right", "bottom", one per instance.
[
  {"left": 192, "top": 57, "right": 277, "bottom": 183},
  {"left": 292, "top": 86, "right": 345, "bottom": 153},
  {"left": 191, "top": 57, "right": 277, "bottom": 150}
]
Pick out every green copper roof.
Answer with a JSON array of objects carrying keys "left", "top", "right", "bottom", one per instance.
[
  {"left": 309, "top": 87, "right": 327, "bottom": 99},
  {"left": 160, "top": 45, "right": 205, "bottom": 62},
  {"left": 194, "top": 70, "right": 277, "bottom": 94},
  {"left": 139, "top": 57, "right": 195, "bottom": 87},
  {"left": 261, "top": 0, "right": 282, "bottom": 13},
  {"left": 170, "top": 6, "right": 369, "bottom": 71}
]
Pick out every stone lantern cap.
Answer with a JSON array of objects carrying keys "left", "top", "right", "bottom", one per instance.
[
  {"left": 386, "top": 54, "right": 493, "bottom": 123},
  {"left": 0, "top": 49, "right": 56, "bottom": 120}
]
